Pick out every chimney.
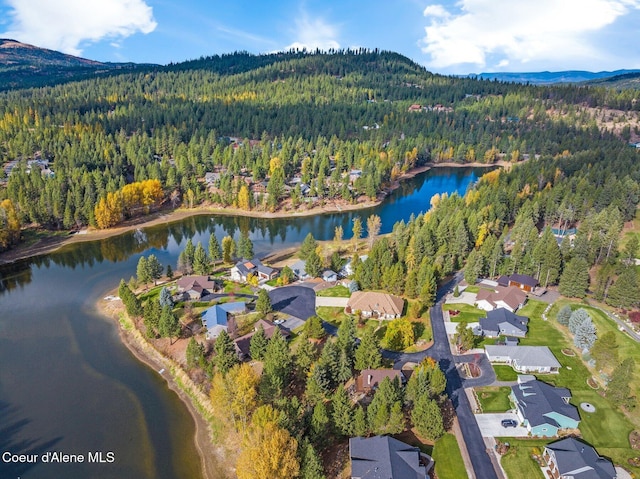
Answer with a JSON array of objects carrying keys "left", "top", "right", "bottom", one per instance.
[{"left": 367, "top": 374, "right": 373, "bottom": 386}]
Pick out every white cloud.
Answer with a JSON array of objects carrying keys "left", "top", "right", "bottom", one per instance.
[
  {"left": 420, "top": 0, "right": 640, "bottom": 71},
  {"left": 284, "top": 13, "right": 340, "bottom": 51},
  {"left": 2, "top": 0, "right": 157, "bottom": 56}
]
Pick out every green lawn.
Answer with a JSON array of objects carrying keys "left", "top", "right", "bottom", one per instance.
[
  {"left": 443, "top": 303, "right": 486, "bottom": 323},
  {"left": 516, "top": 299, "right": 640, "bottom": 474},
  {"left": 464, "top": 285, "right": 480, "bottom": 293},
  {"left": 499, "top": 438, "right": 547, "bottom": 479},
  {"left": 475, "top": 386, "right": 512, "bottom": 412},
  {"left": 493, "top": 365, "right": 518, "bottom": 381},
  {"left": 316, "top": 285, "right": 351, "bottom": 297},
  {"left": 432, "top": 433, "right": 468, "bottom": 479},
  {"left": 316, "top": 306, "right": 353, "bottom": 326},
  {"left": 223, "top": 280, "right": 255, "bottom": 295}
]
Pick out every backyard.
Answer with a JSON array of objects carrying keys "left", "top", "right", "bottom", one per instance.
[
  {"left": 432, "top": 433, "right": 469, "bottom": 479},
  {"left": 499, "top": 438, "right": 548, "bottom": 479},
  {"left": 443, "top": 303, "right": 486, "bottom": 323},
  {"left": 475, "top": 386, "right": 512, "bottom": 413}
]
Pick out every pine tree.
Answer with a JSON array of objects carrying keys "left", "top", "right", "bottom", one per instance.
[
  {"left": 299, "top": 233, "right": 318, "bottom": 260},
  {"left": 159, "top": 305, "right": 181, "bottom": 343},
  {"left": 574, "top": 318, "right": 597, "bottom": 352},
  {"left": 556, "top": 305, "right": 572, "bottom": 326},
  {"left": 331, "top": 385, "right": 354, "bottom": 436},
  {"left": 591, "top": 331, "right": 619, "bottom": 370},
  {"left": 607, "top": 266, "right": 640, "bottom": 308},
  {"left": 249, "top": 325, "right": 269, "bottom": 360},
  {"left": 607, "top": 358, "right": 635, "bottom": 409},
  {"left": 300, "top": 440, "right": 326, "bottom": 479},
  {"left": 304, "top": 316, "right": 326, "bottom": 339},
  {"left": 186, "top": 337, "right": 205, "bottom": 369},
  {"left": 143, "top": 299, "right": 161, "bottom": 337},
  {"left": 352, "top": 217, "right": 362, "bottom": 253},
  {"left": 159, "top": 286, "right": 173, "bottom": 308},
  {"left": 569, "top": 308, "right": 591, "bottom": 334},
  {"left": 354, "top": 329, "right": 382, "bottom": 371},
  {"left": 238, "top": 232, "right": 254, "bottom": 259},
  {"left": 184, "top": 238, "right": 196, "bottom": 268},
  {"left": 256, "top": 289, "right": 272, "bottom": 314},
  {"left": 147, "top": 254, "right": 163, "bottom": 285},
  {"left": 208, "top": 235, "right": 222, "bottom": 262},
  {"left": 213, "top": 330, "right": 239, "bottom": 374},
  {"left": 336, "top": 317, "right": 356, "bottom": 368},
  {"left": 263, "top": 331, "right": 292, "bottom": 394},
  {"left": 222, "top": 235, "right": 236, "bottom": 263},
  {"left": 352, "top": 405, "right": 368, "bottom": 437},
  {"left": 192, "top": 242, "right": 210, "bottom": 275},
  {"left": 558, "top": 257, "right": 590, "bottom": 298},
  {"left": 166, "top": 264, "right": 173, "bottom": 279},
  {"left": 305, "top": 250, "right": 323, "bottom": 278},
  {"left": 411, "top": 396, "right": 444, "bottom": 440},
  {"left": 295, "top": 334, "right": 317, "bottom": 377},
  {"left": 136, "top": 256, "right": 151, "bottom": 286},
  {"left": 310, "top": 401, "right": 330, "bottom": 446}
]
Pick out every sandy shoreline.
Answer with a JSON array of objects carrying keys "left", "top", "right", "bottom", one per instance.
[
  {"left": 0, "top": 161, "right": 500, "bottom": 266},
  {"left": 99, "top": 296, "right": 227, "bottom": 479}
]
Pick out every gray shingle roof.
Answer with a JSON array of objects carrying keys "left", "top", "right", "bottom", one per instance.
[
  {"left": 480, "top": 308, "right": 529, "bottom": 337},
  {"left": 546, "top": 437, "right": 616, "bottom": 479},
  {"left": 485, "top": 345, "right": 561, "bottom": 369},
  {"left": 349, "top": 436, "right": 426, "bottom": 479},
  {"left": 511, "top": 379, "right": 580, "bottom": 429}
]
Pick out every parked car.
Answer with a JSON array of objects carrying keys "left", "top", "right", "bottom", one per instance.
[{"left": 501, "top": 419, "right": 518, "bottom": 428}]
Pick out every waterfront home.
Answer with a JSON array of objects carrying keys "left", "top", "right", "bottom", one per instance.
[
  {"left": 201, "top": 302, "right": 247, "bottom": 340},
  {"left": 230, "top": 258, "right": 278, "bottom": 282},
  {"left": 176, "top": 275, "right": 218, "bottom": 300},
  {"left": 349, "top": 436, "right": 431, "bottom": 479}
]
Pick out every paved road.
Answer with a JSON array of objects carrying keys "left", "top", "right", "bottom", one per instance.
[{"left": 604, "top": 310, "right": 640, "bottom": 341}]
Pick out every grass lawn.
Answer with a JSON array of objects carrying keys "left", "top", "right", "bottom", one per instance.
[
  {"left": 316, "top": 285, "right": 351, "bottom": 297},
  {"left": 223, "top": 280, "right": 255, "bottom": 295},
  {"left": 138, "top": 283, "right": 165, "bottom": 303},
  {"left": 518, "top": 299, "right": 640, "bottom": 474},
  {"left": 316, "top": 306, "right": 353, "bottom": 326},
  {"left": 493, "top": 365, "right": 518, "bottom": 381},
  {"left": 464, "top": 285, "right": 480, "bottom": 293},
  {"left": 432, "top": 433, "right": 468, "bottom": 479},
  {"left": 499, "top": 438, "right": 547, "bottom": 479},
  {"left": 475, "top": 386, "right": 512, "bottom": 412},
  {"left": 443, "top": 303, "right": 486, "bottom": 323}
]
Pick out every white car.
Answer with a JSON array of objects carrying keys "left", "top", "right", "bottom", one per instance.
[{"left": 274, "top": 319, "right": 285, "bottom": 325}]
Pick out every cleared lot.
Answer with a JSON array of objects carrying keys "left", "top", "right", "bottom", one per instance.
[{"left": 474, "top": 413, "right": 530, "bottom": 437}]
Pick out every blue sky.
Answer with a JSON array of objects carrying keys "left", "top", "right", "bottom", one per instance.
[{"left": 2, "top": 0, "right": 640, "bottom": 74}]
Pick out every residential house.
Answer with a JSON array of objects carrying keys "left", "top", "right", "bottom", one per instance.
[
  {"left": 475, "top": 286, "right": 527, "bottom": 312},
  {"left": 346, "top": 291, "right": 405, "bottom": 319},
  {"left": 290, "top": 259, "right": 310, "bottom": 280},
  {"left": 349, "top": 436, "right": 431, "bottom": 479},
  {"left": 508, "top": 273, "right": 539, "bottom": 292},
  {"left": 510, "top": 379, "right": 580, "bottom": 437},
  {"left": 204, "top": 172, "right": 220, "bottom": 184},
  {"left": 341, "top": 255, "right": 368, "bottom": 277},
  {"left": 233, "top": 319, "right": 290, "bottom": 360},
  {"left": 201, "top": 302, "right": 247, "bottom": 340},
  {"left": 407, "top": 104, "right": 423, "bottom": 112},
  {"left": 322, "top": 269, "right": 338, "bottom": 282},
  {"left": 485, "top": 345, "right": 561, "bottom": 373},
  {"left": 230, "top": 258, "right": 278, "bottom": 282},
  {"left": 355, "top": 369, "right": 406, "bottom": 394},
  {"left": 479, "top": 308, "right": 529, "bottom": 338},
  {"left": 349, "top": 169, "right": 363, "bottom": 183},
  {"left": 544, "top": 437, "right": 616, "bottom": 479},
  {"left": 176, "top": 275, "right": 218, "bottom": 300}
]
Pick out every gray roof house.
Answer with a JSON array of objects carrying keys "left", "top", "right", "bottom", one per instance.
[
  {"left": 322, "top": 269, "right": 338, "bottom": 282},
  {"left": 230, "top": 258, "right": 278, "bottom": 282},
  {"left": 544, "top": 437, "right": 616, "bottom": 479},
  {"left": 510, "top": 379, "right": 580, "bottom": 437},
  {"left": 290, "top": 259, "right": 310, "bottom": 280},
  {"left": 485, "top": 345, "right": 561, "bottom": 373},
  {"left": 479, "top": 308, "right": 529, "bottom": 338},
  {"left": 201, "top": 302, "right": 247, "bottom": 340},
  {"left": 349, "top": 436, "right": 431, "bottom": 479}
]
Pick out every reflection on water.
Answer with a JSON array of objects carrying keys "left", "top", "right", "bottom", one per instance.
[{"left": 0, "top": 166, "right": 485, "bottom": 479}]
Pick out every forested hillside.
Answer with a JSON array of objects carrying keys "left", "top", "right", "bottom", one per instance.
[{"left": 0, "top": 49, "right": 639, "bottom": 253}]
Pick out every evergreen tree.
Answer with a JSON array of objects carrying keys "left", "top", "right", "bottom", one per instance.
[
  {"left": 299, "top": 440, "right": 326, "bottom": 479},
  {"left": 556, "top": 305, "right": 572, "bottom": 326},
  {"left": 213, "top": 330, "right": 239, "bottom": 374},
  {"left": 352, "top": 217, "right": 362, "bottom": 252},
  {"left": 354, "top": 329, "right": 382, "bottom": 371},
  {"left": 184, "top": 238, "right": 196, "bottom": 268},
  {"left": 192, "top": 242, "right": 210, "bottom": 275},
  {"left": 336, "top": 317, "right": 356, "bottom": 369},
  {"left": 304, "top": 316, "right": 326, "bottom": 339},
  {"left": 295, "top": 334, "right": 317, "bottom": 377},
  {"left": 249, "top": 325, "right": 269, "bottom": 360},
  {"left": 263, "top": 331, "right": 292, "bottom": 394},
  {"left": 331, "top": 385, "right": 354, "bottom": 436},
  {"left": 299, "top": 233, "right": 318, "bottom": 260},
  {"left": 256, "top": 289, "right": 273, "bottom": 314},
  {"left": 569, "top": 308, "right": 591, "bottom": 334},
  {"left": 118, "top": 279, "right": 142, "bottom": 317},
  {"left": 208, "top": 235, "right": 222, "bottom": 262},
  {"left": 310, "top": 401, "right": 330, "bottom": 446},
  {"left": 591, "top": 331, "right": 619, "bottom": 370},
  {"left": 607, "top": 266, "right": 640, "bottom": 308},
  {"left": 222, "top": 235, "right": 236, "bottom": 263},
  {"left": 367, "top": 377, "right": 403, "bottom": 435},
  {"left": 143, "top": 299, "right": 161, "bottom": 337},
  {"left": 238, "top": 232, "right": 254, "bottom": 259},
  {"left": 406, "top": 357, "right": 446, "bottom": 403},
  {"left": 454, "top": 321, "right": 475, "bottom": 351},
  {"left": 607, "top": 358, "right": 635, "bottom": 409},
  {"left": 159, "top": 305, "right": 181, "bottom": 343},
  {"left": 352, "top": 405, "right": 368, "bottom": 437},
  {"left": 411, "top": 396, "right": 444, "bottom": 440},
  {"left": 136, "top": 256, "right": 151, "bottom": 286},
  {"left": 558, "top": 257, "right": 590, "bottom": 298},
  {"left": 159, "top": 286, "right": 174, "bottom": 308},
  {"left": 305, "top": 250, "right": 323, "bottom": 278},
  {"left": 574, "top": 318, "right": 597, "bottom": 352},
  {"left": 147, "top": 254, "right": 163, "bottom": 285},
  {"left": 166, "top": 264, "right": 173, "bottom": 279},
  {"left": 186, "top": 337, "right": 205, "bottom": 369}
]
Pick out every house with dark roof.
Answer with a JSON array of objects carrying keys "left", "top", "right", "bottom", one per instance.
[
  {"left": 349, "top": 436, "right": 431, "bottom": 479},
  {"left": 508, "top": 273, "right": 539, "bottom": 292},
  {"left": 479, "top": 308, "right": 529, "bottom": 338},
  {"left": 233, "top": 319, "right": 290, "bottom": 360},
  {"left": 230, "top": 258, "right": 278, "bottom": 283},
  {"left": 543, "top": 437, "right": 616, "bottom": 479},
  {"left": 476, "top": 286, "right": 527, "bottom": 312},
  {"left": 201, "top": 302, "right": 247, "bottom": 340},
  {"left": 290, "top": 259, "right": 310, "bottom": 280},
  {"left": 485, "top": 345, "right": 561, "bottom": 373},
  {"left": 510, "top": 379, "right": 580, "bottom": 437},
  {"left": 176, "top": 275, "right": 218, "bottom": 300},
  {"left": 355, "top": 369, "right": 406, "bottom": 394}
]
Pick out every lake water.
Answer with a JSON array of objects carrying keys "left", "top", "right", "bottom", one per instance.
[{"left": 0, "top": 166, "right": 485, "bottom": 479}]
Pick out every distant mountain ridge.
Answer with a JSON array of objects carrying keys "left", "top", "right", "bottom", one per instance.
[
  {"left": 470, "top": 69, "right": 640, "bottom": 85},
  {"left": 0, "top": 38, "right": 105, "bottom": 67}
]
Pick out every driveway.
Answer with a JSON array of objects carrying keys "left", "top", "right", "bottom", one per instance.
[
  {"left": 474, "top": 413, "right": 529, "bottom": 437},
  {"left": 315, "top": 296, "right": 349, "bottom": 308},
  {"left": 280, "top": 316, "right": 306, "bottom": 332},
  {"left": 445, "top": 291, "right": 477, "bottom": 306},
  {"left": 268, "top": 285, "right": 316, "bottom": 321}
]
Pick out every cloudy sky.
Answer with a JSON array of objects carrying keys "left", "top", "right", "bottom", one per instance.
[{"left": 1, "top": 0, "right": 640, "bottom": 74}]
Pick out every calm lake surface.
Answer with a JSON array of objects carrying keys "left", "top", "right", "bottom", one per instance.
[{"left": 0, "top": 167, "right": 485, "bottom": 479}]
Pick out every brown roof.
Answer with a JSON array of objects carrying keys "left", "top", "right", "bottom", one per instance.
[
  {"left": 476, "top": 286, "right": 526, "bottom": 310},
  {"left": 233, "top": 319, "right": 290, "bottom": 358},
  {"left": 347, "top": 291, "right": 404, "bottom": 316},
  {"left": 176, "top": 275, "right": 216, "bottom": 292},
  {"left": 356, "top": 369, "right": 405, "bottom": 392}
]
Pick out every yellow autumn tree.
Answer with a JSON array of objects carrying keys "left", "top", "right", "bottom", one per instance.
[
  {"left": 94, "top": 191, "right": 124, "bottom": 229},
  {"left": 237, "top": 184, "right": 251, "bottom": 210},
  {"left": 236, "top": 411, "right": 299, "bottom": 479},
  {"left": 0, "top": 198, "right": 21, "bottom": 251},
  {"left": 269, "top": 157, "right": 282, "bottom": 176}
]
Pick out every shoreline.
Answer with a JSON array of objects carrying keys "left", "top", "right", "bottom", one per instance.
[
  {"left": 98, "top": 295, "right": 227, "bottom": 479},
  {"left": 0, "top": 161, "right": 501, "bottom": 266}
]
